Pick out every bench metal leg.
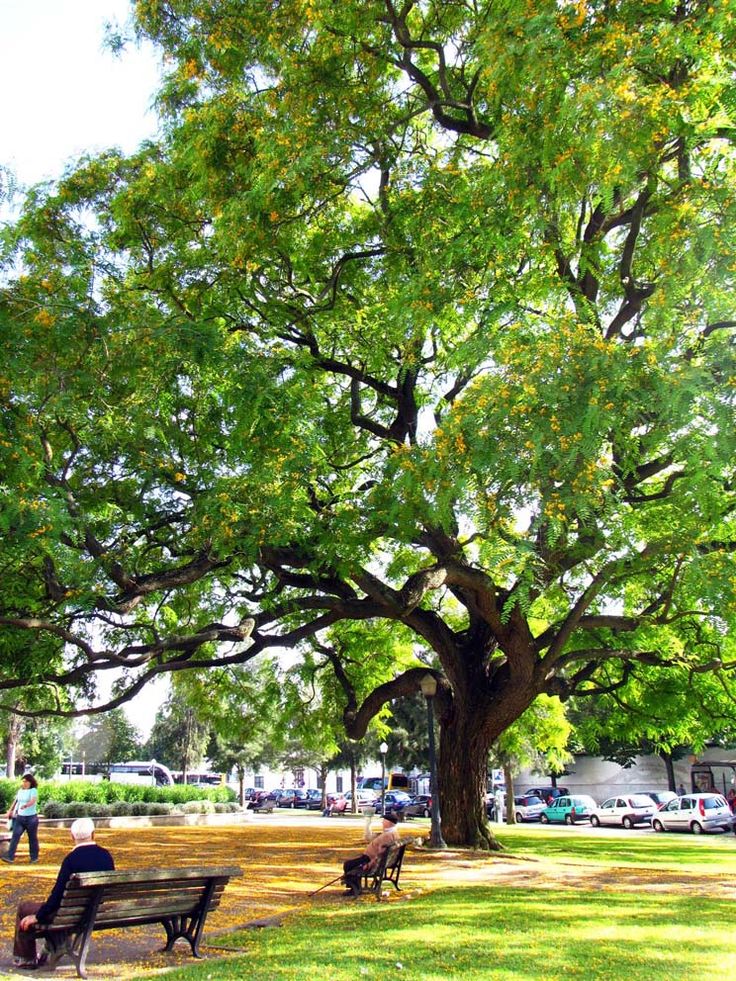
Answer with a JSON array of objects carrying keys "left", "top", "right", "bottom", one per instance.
[
  {"left": 41, "top": 890, "right": 102, "bottom": 979},
  {"left": 161, "top": 878, "right": 216, "bottom": 957}
]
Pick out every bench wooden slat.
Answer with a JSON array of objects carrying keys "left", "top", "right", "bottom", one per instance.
[
  {"left": 99, "top": 883, "right": 226, "bottom": 902},
  {"left": 46, "top": 884, "right": 228, "bottom": 928},
  {"left": 94, "top": 894, "right": 224, "bottom": 918},
  {"left": 70, "top": 866, "right": 240, "bottom": 887}
]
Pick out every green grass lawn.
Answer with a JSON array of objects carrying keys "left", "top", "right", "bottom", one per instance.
[
  {"left": 132, "top": 829, "right": 736, "bottom": 981},
  {"left": 495, "top": 822, "right": 736, "bottom": 872}
]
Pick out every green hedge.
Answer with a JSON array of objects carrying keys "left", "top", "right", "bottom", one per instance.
[
  {"left": 0, "top": 778, "right": 236, "bottom": 813},
  {"left": 41, "top": 799, "right": 241, "bottom": 819}
]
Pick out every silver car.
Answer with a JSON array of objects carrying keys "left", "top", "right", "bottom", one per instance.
[
  {"left": 651, "top": 793, "right": 733, "bottom": 835},
  {"left": 590, "top": 794, "right": 657, "bottom": 829}
]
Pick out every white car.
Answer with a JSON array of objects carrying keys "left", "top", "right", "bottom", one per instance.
[
  {"left": 345, "top": 790, "right": 379, "bottom": 809},
  {"left": 513, "top": 794, "right": 546, "bottom": 822},
  {"left": 590, "top": 794, "right": 657, "bottom": 829},
  {"left": 651, "top": 793, "right": 733, "bottom": 835}
]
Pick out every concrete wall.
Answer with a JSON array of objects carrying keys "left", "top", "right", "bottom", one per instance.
[{"left": 513, "top": 753, "right": 693, "bottom": 803}]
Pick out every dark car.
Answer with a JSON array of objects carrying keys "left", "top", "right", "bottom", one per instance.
[
  {"left": 276, "top": 788, "right": 307, "bottom": 808},
  {"left": 642, "top": 790, "right": 678, "bottom": 807},
  {"left": 302, "top": 789, "right": 324, "bottom": 810},
  {"left": 401, "top": 795, "right": 432, "bottom": 818},
  {"left": 294, "top": 789, "right": 318, "bottom": 808},
  {"left": 373, "top": 791, "right": 413, "bottom": 815},
  {"left": 525, "top": 786, "right": 570, "bottom": 803},
  {"left": 254, "top": 789, "right": 276, "bottom": 802}
]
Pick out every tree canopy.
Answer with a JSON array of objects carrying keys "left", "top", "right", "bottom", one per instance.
[{"left": 1, "top": 0, "right": 735, "bottom": 845}]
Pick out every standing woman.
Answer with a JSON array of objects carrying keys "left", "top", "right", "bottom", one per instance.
[{"left": 3, "top": 773, "right": 39, "bottom": 864}]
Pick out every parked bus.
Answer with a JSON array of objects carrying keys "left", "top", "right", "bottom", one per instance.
[
  {"left": 691, "top": 759, "right": 736, "bottom": 796},
  {"left": 107, "top": 760, "right": 175, "bottom": 786},
  {"left": 58, "top": 759, "right": 174, "bottom": 785},
  {"left": 172, "top": 771, "right": 225, "bottom": 786},
  {"left": 358, "top": 773, "right": 412, "bottom": 793}
]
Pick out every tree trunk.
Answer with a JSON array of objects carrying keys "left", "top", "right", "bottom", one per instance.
[
  {"left": 439, "top": 712, "right": 500, "bottom": 850},
  {"left": 503, "top": 763, "right": 516, "bottom": 824},
  {"left": 6, "top": 712, "right": 22, "bottom": 778},
  {"left": 319, "top": 762, "right": 329, "bottom": 807},
  {"left": 659, "top": 750, "right": 676, "bottom": 792},
  {"left": 237, "top": 765, "right": 246, "bottom": 808},
  {"left": 350, "top": 756, "right": 357, "bottom": 814}
]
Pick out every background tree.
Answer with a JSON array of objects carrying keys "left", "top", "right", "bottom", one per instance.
[
  {"left": 373, "top": 695, "right": 430, "bottom": 777},
  {"left": 569, "top": 667, "right": 736, "bottom": 790},
  {"left": 1, "top": 704, "right": 73, "bottom": 779},
  {"left": 145, "top": 688, "right": 211, "bottom": 777},
  {"left": 175, "top": 659, "right": 284, "bottom": 804},
  {"left": 1, "top": 1, "right": 735, "bottom": 847},
  {"left": 76, "top": 709, "right": 143, "bottom": 772},
  {"left": 490, "top": 695, "right": 572, "bottom": 821}
]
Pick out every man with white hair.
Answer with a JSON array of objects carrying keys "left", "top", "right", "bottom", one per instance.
[{"left": 12, "top": 817, "right": 114, "bottom": 969}]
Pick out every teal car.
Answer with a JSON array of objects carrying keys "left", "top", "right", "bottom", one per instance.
[{"left": 540, "top": 794, "right": 597, "bottom": 825}]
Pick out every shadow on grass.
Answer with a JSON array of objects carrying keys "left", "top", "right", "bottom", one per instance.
[{"left": 133, "top": 885, "right": 736, "bottom": 981}]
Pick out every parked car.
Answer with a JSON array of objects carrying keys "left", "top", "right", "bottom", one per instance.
[
  {"left": 651, "top": 793, "right": 734, "bottom": 834},
  {"left": 293, "top": 789, "right": 318, "bottom": 808},
  {"left": 374, "top": 791, "right": 413, "bottom": 815},
  {"left": 590, "top": 794, "right": 657, "bottom": 829},
  {"left": 540, "top": 794, "right": 597, "bottom": 824},
  {"left": 267, "top": 788, "right": 302, "bottom": 807},
  {"left": 513, "top": 794, "right": 546, "bottom": 823},
  {"left": 344, "top": 790, "right": 379, "bottom": 808},
  {"left": 642, "top": 790, "right": 677, "bottom": 807},
  {"left": 401, "top": 795, "right": 432, "bottom": 818},
  {"left": 525, "top": 786, "right": 570, "bottom": 803},
  {"left": 283, "top": 788, "right": 308, "bottom": 808},
  {"left": 302, "top": 789, "right": 325, "bottom": 810},
  {"left": 255, "top": 789, "right": 277, "bottom": 802}
]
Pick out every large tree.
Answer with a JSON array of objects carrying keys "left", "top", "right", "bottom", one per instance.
[{"left": 1, "top": 0, "right": 735, "bottom": 846}]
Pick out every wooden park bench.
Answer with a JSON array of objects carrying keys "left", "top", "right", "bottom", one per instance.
[
  {"left": 358, "top": 842, "right": 408, "bottom": 899},
  {"left": 32, "top": 865, "right": 242, "bottom": 978}
]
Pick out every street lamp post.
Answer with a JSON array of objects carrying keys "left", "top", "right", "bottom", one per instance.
[
  {"left": 420, "top": 673, "right": 447, "bottom": 849},
  {"left": 379, "top": 742, "right": 388, "bottom": 818}
]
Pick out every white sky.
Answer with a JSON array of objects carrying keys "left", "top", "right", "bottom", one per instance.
[
  {"left": 2, "top": 0, "right": 169, "bottom": 736},
  {"left": 1, "top": 0, "right": 161, "bottom": 190}
]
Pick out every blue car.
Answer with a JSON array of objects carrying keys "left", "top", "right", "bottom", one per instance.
[{"left": 540, "top": 795, "right": 597, "bottom": 825}]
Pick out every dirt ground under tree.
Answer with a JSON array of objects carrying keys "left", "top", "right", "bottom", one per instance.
[{"left": 1, "top": 816, "right": 733, "bottom": 978}]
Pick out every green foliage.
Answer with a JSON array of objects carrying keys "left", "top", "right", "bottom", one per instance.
[
  {"left": 569, "top": 665, "right": 736, "bottom": 762},
  {"left": 1, "top": 0, "right": 735, "bottom": 846},
  {"left": 144, "top": 687, "right": 212, "bottom": 773},
  {"left": 42, "top": 800, "right": 178, "bottom": 818},
  {"left": 492, "top": 695, "right": 573, "bottom": 777}
]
